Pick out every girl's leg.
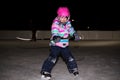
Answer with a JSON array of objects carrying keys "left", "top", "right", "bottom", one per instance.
[
  {"left": 61, "top": 47, "right": 79, "bottom": 75},
  {"left": 40, "top": 46, "right": 61, "bottom": 73}
]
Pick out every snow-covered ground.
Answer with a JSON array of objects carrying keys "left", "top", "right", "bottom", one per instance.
[{"left": 0, "top": 40, "right": 120, "bottom": 80}]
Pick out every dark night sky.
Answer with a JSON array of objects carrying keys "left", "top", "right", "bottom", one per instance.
[{"left": 0, "top": 0, "right": 120, "bottom": 30}]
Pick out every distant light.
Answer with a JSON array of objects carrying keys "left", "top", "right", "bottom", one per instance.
[
  {"left": 87, "top": 26, "right": 90, "bottom": 29},
  {"left": 71, "top": 19, "right": 74, "bottom": 21}
]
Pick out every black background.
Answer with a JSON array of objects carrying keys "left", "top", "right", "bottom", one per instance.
[{"left": 0, "top": 0, "right": 120, "bottom": 30}]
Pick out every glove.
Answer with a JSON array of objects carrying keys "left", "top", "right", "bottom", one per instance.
[
  {"left": 52, "top": 36, "right": 61, "bottom": 43},
  {"left": 73, "top": 32, "right": 80, "bottom": 41}
]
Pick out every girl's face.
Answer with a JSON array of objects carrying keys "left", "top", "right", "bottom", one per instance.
[{"left": 59, "top": 16, "right": 69, "bottom": 23}]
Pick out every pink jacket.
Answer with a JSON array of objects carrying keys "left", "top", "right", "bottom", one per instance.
[{"left": 49, "top": 17, "right": 76, "bottom": 48}]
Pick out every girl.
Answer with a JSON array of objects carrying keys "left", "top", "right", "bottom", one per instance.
[{"left": 40, "top": 6, "right": 80, "bottom": 80}]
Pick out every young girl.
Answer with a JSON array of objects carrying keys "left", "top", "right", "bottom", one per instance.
[{"left": 40, "top": 6, "right": 80, "bottom": 80}]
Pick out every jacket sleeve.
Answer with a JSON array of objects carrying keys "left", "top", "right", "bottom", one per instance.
[
  {"left": 67, "top": 21, "right": 76, "bottom": 37},
  {"left": 51, "top": 20, "right": 59, "bottom": 37}
]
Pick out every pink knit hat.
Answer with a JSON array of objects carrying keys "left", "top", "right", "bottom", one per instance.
[{"left": 57, "top": 6, "right": 70, "bottom": 17}]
